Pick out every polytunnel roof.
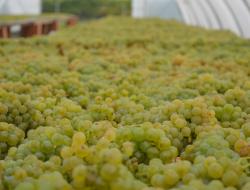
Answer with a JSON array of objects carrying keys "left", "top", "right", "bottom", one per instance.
[
  {"left": 0, "top": 0, "right": 41, "bottom": 15},
  {"left": 132, "top": 0, "right": 250, "bottom": 38}
]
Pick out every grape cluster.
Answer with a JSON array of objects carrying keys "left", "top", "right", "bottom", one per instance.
[
  {"left": 0, "top": 17, "right": 249, "bottom": 189},
  {"left": 0, "top": 122, "right": 24, "bottom": 159}
]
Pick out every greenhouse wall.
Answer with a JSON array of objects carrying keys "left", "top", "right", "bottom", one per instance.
[
  {"left": 132, "top": 0, "right": 250, "bottom": 38},
  {"left": 0, "top": 0, "right": 41, "bottom": 15},
  {"left": 132, "top": 0, "right": 182, "bottom": 20}
]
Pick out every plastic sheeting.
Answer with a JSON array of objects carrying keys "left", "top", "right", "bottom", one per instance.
[
  {"left": 245, "top": 0, "right": 250, "bottom": 8},
  {"left": 225, "top": 0, "right": 250, "bottom": 37},
  {"left": 132, "top": 0, "right": 182, "bottom": 20},
  {"left": 132, "top": 0, "right": 250, "bottom": 38},
  {"left": 0, "top": 0, "right": 41, "bottom": 15}
]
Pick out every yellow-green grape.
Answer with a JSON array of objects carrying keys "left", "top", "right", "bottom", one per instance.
[
  {"left": 147, "top": 147, "right": 160, "bottom": 159},
  {"left": 74, "top": 144, "right": 89, "bottom": 158},
  {"left": 103, "top": 148, "right": 122, "bottom": 165},
  {"left": 188, "top": 179, "right": 205, "bottom": 189},
  {"left": 104, "top": 128, "right": 116, "bottom": 141},
  {"left": 222, "top": 170, "right": 239, "bottom": 187},
  {"left": 242, "top": 123, "right": 250, "bottom": 137},
  {"left": 164, "top": 168, "right": 180, "bottom": 186},
  {"left": 234, "top": 139, "right": 248, "bottom": 155},
  {"left": 72, "top": 132, "right": 86, "bottom": 149},
  {"left": 175, "top": 160, "right": 191, "bottom": 177},
  {"left": 51, "top": 133, "right": 66, "bottom": 146},
  {"left": 181, "top": 127, "right": 191, "bottom": 138},
  {"left": 122, "top": 141, "right": 134, "bottom": 157},
  {"left": 204, "top": 156, "right": 217, "bottom": 168},
  {"left": 60, "top": 146, "right": 73, "bottom": 159},
  {"left": 63, "top": 156, "right": 83, "bottom": 173},
  {"left": 72, "top": 164, "right": 87, "bottom": 187},
  {"left": 182, "top": 173, "right": 196, "bottom": 184},
  {"left": 37, "top": 171, "right": 72, "bottom": 190},
  {"left": 207, "top": 162, "right": 224, "bottom": 179},
  {"left": 100, "top": 163, "right": 118, "bottom": 181},
  {"left": 207, "top": 180, "right": 224, "bottom": 190},
  {"left": 146, "top": 158, "right": 163, "bottom": 178},
  {"left": 146, "top": 128, "right": 164, "bottom": 143},
  {"left": 14, "top": 167, "right": 27, "bottom": 180},
  {"left": 151, "top": 174, "right": 165, "bottom": 187},
  {"left": 15, "top": 182, "right": 35, "bottom": 190},
  {"left": 131, "top": 127, "right": 145, "bottom": 142},
  {"left": 158, "top": 137, "right": 171, "bottom": 150},
  {"left": 174, "top": 118, "right": 187, "bottom": 129}
]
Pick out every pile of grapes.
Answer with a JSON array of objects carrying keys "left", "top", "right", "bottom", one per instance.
[{"left": 0, "top": 17, "right": 249, "bottom": 190}]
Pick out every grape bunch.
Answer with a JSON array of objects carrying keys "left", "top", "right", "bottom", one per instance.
[{"left": 0, "top": 17, "right": 249, "bottom": 190}]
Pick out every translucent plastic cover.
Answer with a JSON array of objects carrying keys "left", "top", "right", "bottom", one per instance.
[{"left": 0, "top": 0, "right": 41, "bottom": 15}]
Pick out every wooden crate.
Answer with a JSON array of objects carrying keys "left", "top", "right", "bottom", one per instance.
[
  {"left": 49, "top": 20, "right": 59, "bottom": 32},
  {"left": 21, "top": 22, "right": 43, "bottom": 37},
  {"left": 67, "top": 16, "right": 78, "bottom": 27},
  {"left": 0, "top": 25, "right": 11, "bottom": 38},
  {"left": 42, "top": 21, "right": 50, "bottom": 35}
]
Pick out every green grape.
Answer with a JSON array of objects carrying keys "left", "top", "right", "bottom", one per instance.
[
  {"left": 41, "top": 140, "right": 53, "bottom": 154},
  {"left": 72, "top": 132, "right": 86, "bottom": 153},
  {"left": 72, "top": 164, "right": 87, "bottom": 182},
  {"left": 188, "top": 179, "right": 205, "bottom": 189},
  {"left": 174, "top": 118, "right": 187, "bottom": 129},
  {"left": 131, "top": 127, "right": 145, "bottom": 142},
  {"left": 222, "top": 170, "right": 239, "bottom": 187},
  {"left": 207, "top": 180, "right": 224, "bottom": 190},
  {"left": 51, "top": 133, "right": 65, "bottom": 146},
  {"left": 147, "top": 147, "right": 159, "bottom": 159},
  {"left": 242, "top": 123, "right": 250, "bottom": 137},
  {"left": 61, "top": 147, "right": 73, "bottom": 159},
  {"left": 164, "top": 168, "right": 180, "bottom": 186},
  {"left": 159, "top": 150, "right": 172, "bottom": 163},
  {"left": 181, "top": 127, "right": 191, "bottom": 137},
  {"left": 182, "top": 173, "right": 195, "bottom": 184},
  {"left": 62, "top": 156, "right": 83, "bottom": 173},
  {"left": 158, "top": 137, "right": 171, "bottom": 150},
  {"left": 100, "top": 163, "right": 118, "bottom": 181},
  {"left": 151, "top": 174, "right": 165, "bottom": 187},
  {"left": 207, "top": 162, "right": 224, "bottom": 179},
  {"left": 146, "top": 128, "right": 164, "bottom": 142},
  {"left": 103, "top": 148, "right": 122, "bottom": 165},
  {"left": 15, "top": 182, "right": 35, "bottom": 190},
  {"left": 175, "top": 160, "right": 191, "bottom": 177},
  {"left": 122, "top": 141, "right": 134, "bottom": 157}
]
